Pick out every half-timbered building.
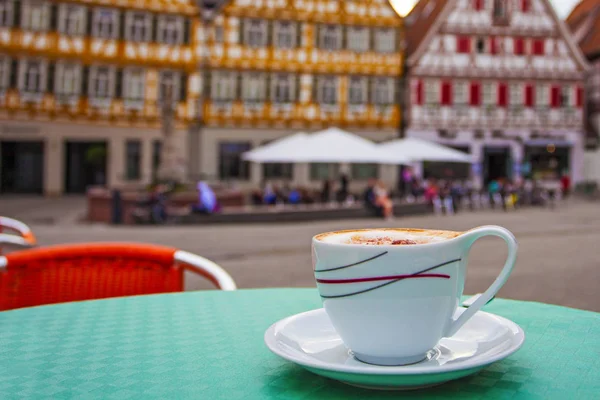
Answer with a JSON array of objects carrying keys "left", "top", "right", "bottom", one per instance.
[{"left": 404, "top": 0, "right": 588, "bottom": 186}]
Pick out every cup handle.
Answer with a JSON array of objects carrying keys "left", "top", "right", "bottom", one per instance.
[{"left": 446, "top": 225, "right": 518, "bottom": 337}]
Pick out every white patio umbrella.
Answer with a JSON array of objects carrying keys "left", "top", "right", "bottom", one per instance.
[
  {"left": 379, "top": 138, "right": 474, "bottom": 163},
  {"left": 242, "top": 133, "right": 309, "bottom": 163},
  {"left": 295, "top": 127, "right": 410, "bottom": 164}
]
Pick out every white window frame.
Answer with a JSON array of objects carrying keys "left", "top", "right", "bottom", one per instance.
[
  {"left": 156, "top": 14, "right": 183, "bottom": 45},
  {"left": 245, "top": 19, "right": 267, "bottom": 47},
  {"left": 211, "top": 71, "right": 237, "bottom": 102},
  {"left": 58, "top": 3, "right": 87, "bottom": 36},
  {"left": 560, "top": 85, "right": 573, "bottom": 108},
  {"left": 510, "top": 82, "right": 522, "bottom": 106},
  {"left": 92, "top": 8, "right": 119, "bottom": 39},
  {"left": 482, "top": 82, "right": 496, "bottom": 106},
  {"left": 21, "top": 0, "right": 50, "bottom": 32},
  {"left": 274, "top": 21, "right": 296, "bottom": 49},
  {"left": 271, "top": 73, "right": 295, "bottom": 104},
  {"left": 158, "top": 70, "right": 181, "bottom": 104},
  {"left": 348, "top": 76, "right": 368, "bottom": 105},
  {"left": 123, "top": 67, "right": 145, "bottom": 110},
  {"left": 0, "top": 0, "right": 15, "bottom": 27},
  {"left": 454, "top": 80, "right": 469, "bottom": 106},
  {"left": 125, "top": 11, "right": 153, "bottom": 42},
  {"left": 535, "top": 83, "right": 548, "bottom": 107},
  {"left": 55, "top": 62, "right": 82, "bottom": 104},
  {"left": 242, "top": 72, "right": 266, "bottom": 103},
  {"left": 0, "top": 56, "right": 10, "bottom": 90},
  {"left": 347, "top": 26, "right": 370, "bottom": 53},
  {"left": 374, "top": 28, "right": 396, "bottom": 53},
  {"left": 424, "top": 79, "right": 440, "bottom": 105},
  {"left": 18, "top": 59, "right": 46, "bottom": 102},
  {"left": 318, "top": 76, "right": 338, "bottom": 105},
  {"left": 88, "top": 65, "right": 115, "bottom": 108},
  {"left": 372, "top": 77, "right": 395, "bottom": 105},
  {"left": 319, "top": 24, "right": 342, "bottom": 51}
]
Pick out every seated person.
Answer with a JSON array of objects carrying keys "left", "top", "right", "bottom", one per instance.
[
  {"left": 363, "top": 178, "right": 383, "bottom": 216},
  {"left": 191, "top": 181, "right": 220, "bottom": 214},
  {"left": 287, "top": 188, "right": 302, "bottom": 205}
]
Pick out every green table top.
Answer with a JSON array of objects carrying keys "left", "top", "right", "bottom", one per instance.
[{"left": 0, "top": 289, "right": 598, "bottom": 399}]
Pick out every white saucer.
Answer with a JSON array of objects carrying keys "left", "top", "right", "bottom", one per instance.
[{"left": 264, "top": 308, "right": 525, "bottom": 390}]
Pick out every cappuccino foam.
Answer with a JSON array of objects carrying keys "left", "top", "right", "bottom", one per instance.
[{"left": 316, "top": 229, "right": 460, "bottom": 246}]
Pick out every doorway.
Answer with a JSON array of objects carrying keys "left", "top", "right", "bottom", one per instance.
[
  {"left": 483, "top": 146, "right": 512, "bottom": 184},
  {"left": 64, "top": 141, "right": 107, "bottom": 193},
  {"left": 0, "top": 141, "right": 45, "bottom": 194}
]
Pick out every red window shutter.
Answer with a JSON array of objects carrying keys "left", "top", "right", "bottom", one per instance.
[
  {"left": 514, "top": 38, "right": 525, "bottom": 55},
  {"left": 416, "top": 80, "right": 423, "bottom": 105},
  {"left": 522, "top": 0, "right": 530, "bottom": 12},
  {"left": 490, "top": 36, "right": 498, "bottom": 55},
  {"left": 474, "top": 0, "right": 484, "bottom": 10},
  {"left": 457, "top": 36, "right": 471, "bottom": 53},
  {"left": 532, "top": 39, "right": 544, "bottom": 55},
  {"left": 470, "top": 82, "right": 481, "bottom": 106},
  {"left": 576, "top": 86, "right": 584, "bottom": 107},
  {"left": 525, "top": 84, "right": 534, "bottom": 107},
  {"left": 498, "top": 83, "right": 508, "bottom": 107},
  {"left": 441, "top": 81, "right": 452, "bottom": 105},
  {"left": 551, "top": 86, "right": 561, "bottom": 107}
]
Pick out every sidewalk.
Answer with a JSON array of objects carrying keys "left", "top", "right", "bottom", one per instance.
[{"left": 0, "top": 195, "right": 86, "bottom": 225}]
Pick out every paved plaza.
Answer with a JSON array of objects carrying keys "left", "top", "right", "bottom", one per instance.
[{"left": 2, "top": 197, "right": 599, "bottom": 312}]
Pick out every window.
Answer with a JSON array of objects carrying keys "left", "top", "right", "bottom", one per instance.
[
  {"left": 493, "top": 0, "right": 508, "bottom": 19},
  {"left": 158, "top": 70, "right": 181, "bottom": 103},
  {"left": 535, "top": 84, "right": 548, "bottom": 107},
  {"left": 514, "top": 38, "right": 525, "bottom": 55},
  {"left": 374, "top": 28, "right": 396, "bottom": 53},
  {"left": 19, "top": 59, "right": 45, "bottom": 94},
  {"left": 92, "top": 8, "right": 119, "bottom": 39},
  {"left": 510, "top": 82, "right": 522, "bottom": 106},
  {"left": 454, "top": 81, "right": 468, "bottom": 105},
  {"left": 244, "top": 19, "right": 267, "bottom": 47},
  {"left": 560, "top": 85, "right": 572, "bottom": 107},
  {"left": 348, "top": 76, "right": 367, "bottom": 105},
  {"left": 521, "top": 0, "right": 531, "bottom": 12},
  {"left": 347, "top": 26, "right": 370, "bottom": 52},
  {"left": 211, "top": 71, "right": 237, "bottom": 102},
  {"left": 263, "top": 163, "right": 293, "bottom": 179},
  {"left": 241, "top": 73, "right": 266, "bottom": 103},
  {"left": 351, "top": 164, "right": 378, "bottom": 180},
  {"left": 58, "top": 4, "right": 86, "bottom": 36},
  {"left": 125, "top": 140, "right": 141, "bottom": 180},
  {"left": 457, "top": 36, "right": 471, "bottom": 53},
  {"left": 274, "top": 21, "right": 296, "bottom": 48},
  {"left": 219, "top": 142, "right": 251, "bottom": 180},
  {"left": 475, "top": 37, "right": 486, "bottom": 53},
  {"left": 318, "top": 76, "right": 337, "bottom": 104},
  {"left": 89, "top": 65, "right": 113, "bottom": 99},
  {"left": 21, "top": 0, "right": 50, "bottom": 31},
  {"left": 123, "top": 68, "right": 145, "bottom": 107},
  {"left": 156, "top": 14, "right": 183, "bottom": 45},
  {"left": 424, "top": 80, "right": 439, "bottom": 104},
  {"left": 0, "top": 56, "right": 10, "bottom": 90},
  {"left": 532, "top": 39, "right": 544, "bottom": 55},
  {"left": 310, "top": 163, "right": 339, "bottom": 181},
  {"left": 0, "top": 0, "right": 14, "bottom": 27},
  {"left": 482, "top": 82, "right": 496, "bottom": 105},
  {"left": 126, "top": 11, "right": 152, "bottom": 42},
  {"left": 272, "top": 74, "right": 295, "bottom": 104},
  {"left": 372, "top": 77, "right": 394, "bottom": 105},
  {"left": 55, "top": 62, "right": 81, "bottom": 100},
  {"left": 473, "top": 0, "right": 484, "bottom": 10},
  {"left": 319, "top": 24, "right": 341, "bottom": 51}
]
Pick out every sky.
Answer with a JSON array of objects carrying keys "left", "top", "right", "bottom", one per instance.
[{"left": 390, "top": 0, "right": 581, "bottom": 17}]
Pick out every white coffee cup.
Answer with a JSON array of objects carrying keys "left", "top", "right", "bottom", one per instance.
[{"left": 312, "top": 226, "right": 517, "bottom": 366}]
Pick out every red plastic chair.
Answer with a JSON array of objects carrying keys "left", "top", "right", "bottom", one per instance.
[
  {"left": 0, "top": 243, "right": 236, "bottom": 311},
  {"left": 0, "top": 216, "right": 36, "bottom": 254}
]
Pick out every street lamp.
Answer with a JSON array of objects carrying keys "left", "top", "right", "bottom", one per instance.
[{"left": 189, "top": 0, "right": 230, "bottom": 181}]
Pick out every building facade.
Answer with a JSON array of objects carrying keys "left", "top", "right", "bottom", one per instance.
[
  {"left": 567, "top": 0, "right": 600, "bottom": 184},
  {"left": 404, "top": 0, "right": 588, "bottom": 186},
  {"left": 0, "top": 0, "right": 403, "bottom": 195}
]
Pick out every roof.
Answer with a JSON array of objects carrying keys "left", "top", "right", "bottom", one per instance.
[
  {"left": 567, "top": 0, "right": 600, "bottom": 59},
  {"left": 403, "top": 0, "right": 448, "bottom": 57}
]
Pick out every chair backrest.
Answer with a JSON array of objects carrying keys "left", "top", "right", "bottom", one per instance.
[
  {"left": 0, "top": 243, "right": 236, "bottom": 311},
  {"left": 0, "top": 217, "right": 36, "bottom": 254}
]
